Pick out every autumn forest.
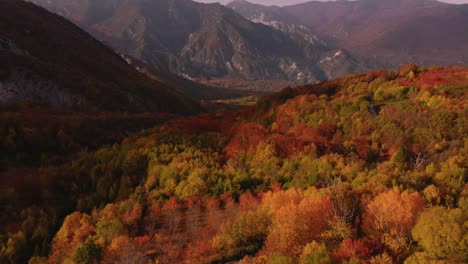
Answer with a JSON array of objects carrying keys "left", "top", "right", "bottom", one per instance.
[{"left": 1, "top": 64, "right": 467, "bottom": 264}]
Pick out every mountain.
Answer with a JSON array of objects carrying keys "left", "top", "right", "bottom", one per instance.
[
  {"left": 225, "top": 0, "right": 385, "bottom": 78},
  {"left": 28, "top": 0, "right": 369, "bottom": 87},
  {"left": 0, "top": 0, "right": 200, "bottom": 113},
  {"left": 282, "top": 0, "right": 468, "bottom": 67}
]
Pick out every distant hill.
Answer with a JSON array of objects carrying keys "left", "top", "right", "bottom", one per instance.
[
  {"left": 282, "top": 0, "right": 468, "bottom": 67},
  {"left": 0, "top": 0, "right": 200, "bottom": 113},
  {"left": 28, "top": 0, "right": 370, "bottom": 87}
]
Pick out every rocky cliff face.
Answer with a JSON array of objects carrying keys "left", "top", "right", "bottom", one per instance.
[
  {"left": 227, "top": 0, "right": 325, "bottom": 46},
  {"left": 226, "top": 0, "right": 371, "bottom": 80}
]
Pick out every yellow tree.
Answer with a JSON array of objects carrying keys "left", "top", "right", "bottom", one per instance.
[
  {"left": 264, "top": 189, "right": 333, "bottom": 255},
  {"left": 411, "top": 207, "right": 467, "bottom": 262}
]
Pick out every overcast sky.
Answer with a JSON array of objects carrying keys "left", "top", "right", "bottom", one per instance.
[{"left": 194, "top": 0, "right": 468, "bottom": 6}]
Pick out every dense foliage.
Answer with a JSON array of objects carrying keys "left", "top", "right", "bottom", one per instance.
[{"left": 1, "top": 65, "right": 467, "bottom": 263}]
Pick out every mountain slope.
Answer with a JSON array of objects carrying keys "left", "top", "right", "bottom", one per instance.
[
  {"left": 28, "top": 0, "right": 369, "bottom": 85},
  {"left": 282, "top": 0, "right": 468, "bottom": 67},
  {"left": 0, "top": 0, "right": 200, "bottom": 113}
]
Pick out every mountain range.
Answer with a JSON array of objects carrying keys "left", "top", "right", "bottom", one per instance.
[
  {"left": 27, "top": 0, "right": 369, "bottom": 88},
  {"left": 28, "top": 0, "right": 468, "bottom": 93},
  {"left": 11, "top": 0, "right": 468, "bottom": 101}
]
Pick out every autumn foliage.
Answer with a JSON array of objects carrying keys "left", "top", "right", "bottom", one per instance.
[{"left": 1, "top": 66, "right": 467, "bottom": 263}]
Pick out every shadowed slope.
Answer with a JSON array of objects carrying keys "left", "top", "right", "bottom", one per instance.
[{"left": 0, "top": 0, "right": 200, "bottom": 113}]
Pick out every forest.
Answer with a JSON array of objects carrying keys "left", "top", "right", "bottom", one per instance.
[{"left": 0, "top": 65, "right": 467, "bottom": 263}]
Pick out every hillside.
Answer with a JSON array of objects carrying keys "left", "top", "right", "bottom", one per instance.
[
  {"left": 28, "top": 0, "right": 369, "bottom": 89},
  {"left": 2, "top": 65, "right": 467, "bottom": 263},
  {"left": 0, "top": 0, "right": 200, "bottom": 113},
  {"left": 282, "top": 0, "right": 468, "bottom": 67}
]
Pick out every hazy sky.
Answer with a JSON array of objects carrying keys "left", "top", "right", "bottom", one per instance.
[{"left": 195, "top": 0, "right": 468, "bottom": 6}]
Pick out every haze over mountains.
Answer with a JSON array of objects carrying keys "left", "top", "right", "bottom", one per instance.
[
  {"left": 243, "top": 0, "right": 468, "bottom": 66},
  {"left": 28, "top": 0, "right": 369, "bottom": 91}
]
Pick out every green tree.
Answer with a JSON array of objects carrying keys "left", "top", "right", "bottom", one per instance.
[
  {"left": 96, "top": 218, "right": 126, "bottom": 242},
  {"left": 73, "top": 239, "right": 102, "bottom": 264},
  {"left": 391, "top": 146, "right": 408, "bottom": 169},
  {"left": 300, "top": 241, "right": 332, "bottom": 264}
]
